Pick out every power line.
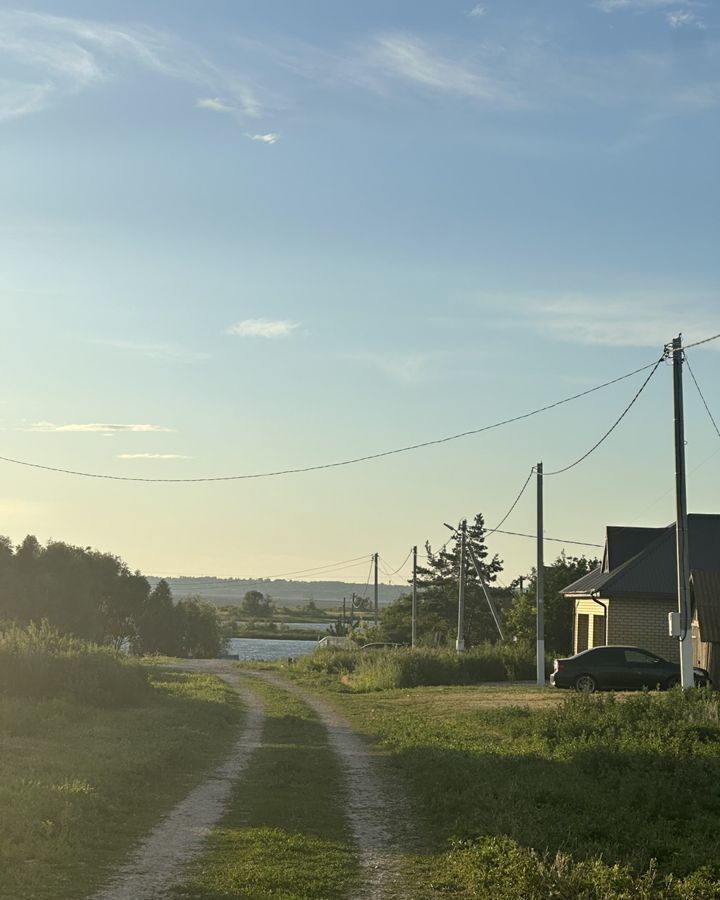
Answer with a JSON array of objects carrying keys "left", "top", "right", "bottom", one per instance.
[
  {"left": 154, "top": 555, "right": 373, "bottom": 584},
  {"left": 486, "top": 468, "right": 535, "bottom": 535},
  {"left": 0, "top": 359, "right": 662, "bottom": 484},
  {"left": 545, "top": 355, "right": 664, "bottom": 477},
  {"left": 686, "top": 356, "right": 720, "bottom": 443},
  {"left": 490, "top": 528, "right": 603, "bottom": 548},
  {"left": 380, "top": 549, "right": 413, "bottom": 577},
  {"left": 685, "top": 333, "right": 720, "bottom": 350}
]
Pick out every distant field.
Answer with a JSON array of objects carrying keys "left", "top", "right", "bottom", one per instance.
[{"left": 148, "top": 576, "right": 405, "bottom": 607}]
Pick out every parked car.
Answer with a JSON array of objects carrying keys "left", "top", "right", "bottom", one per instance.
[{"left": 550, "top": 646, "right": 710, "bottom": 692}]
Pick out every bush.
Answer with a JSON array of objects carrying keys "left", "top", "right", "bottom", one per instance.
[
  {"left": 295, "top": 648, "right": 360, "bottom": 676},
  {"left": 0, "top": 621, "right": 149, "bottom": 706},
  {"left": 347, "top": 643, "right": 538, "bottom": 692}
]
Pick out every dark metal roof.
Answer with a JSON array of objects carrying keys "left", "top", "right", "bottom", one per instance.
[
  {"left": 562, "top": 514, "right": 720, "bottom": 600},
  {"left": 692, "top": 570, "right": 720, "bottom": 643},
  {"left": 603, "top": 526, "right": 665, "bottom": 573}
]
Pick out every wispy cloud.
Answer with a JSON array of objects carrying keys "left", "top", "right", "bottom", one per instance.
[
  {"left": 0, "top": 10, "right": 268, "bottom": 122},
  {"left": 117, "top": 453, "right": 191, "bottom": 459},
  {"left": 98, "top": 339, "right": 208, "bottom": 362},
  {"left": 593, "top": 0, "right": 689, "bottom": 11},
  {"left": 358, "top": 34, "right": 519, "bottom": 106},
  {"left": 468, "top": 5, "right": 487, "bottom": 17},
  {"left": 247, "top": 132, "right": 279, "bottom": 144},
  {"left": 667, "top": 10, "right": 705, "bottom": 28},
  {"left": 28, "top": 422, "right": 176, "bottom": 434},
  {"left": 518, "top": 295, "right": 719, "bottom": 349},
  {"left": 227, "top": 318, "right": 299, "bottom": 338},
  {"left": 196, "top": 97, "right": 236, "bottom": 114},
  {"left": 342, "top": 350, "right": 440, "bottom": 385}
]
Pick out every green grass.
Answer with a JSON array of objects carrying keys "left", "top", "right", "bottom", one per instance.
[
  {"left": 175, "top": 677, "right": 359, "bottom": 900},
  {"left": 312, "top": 683, "right": 720, "bottom": 898},
  {"left": 293, "top": 643, "right": 540, "bottom": 691},
  {"left": 0, "top": 668, "right": 243, "bottom": 900}
]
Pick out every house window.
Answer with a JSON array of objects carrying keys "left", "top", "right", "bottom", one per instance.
[
  {"left": 592, "top": 615, "right": 606, "bottom": 647},
  {"left": 577, "top": 614, "right": 589, "bottom": 653}
]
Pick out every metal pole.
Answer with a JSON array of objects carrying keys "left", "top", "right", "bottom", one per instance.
[
  {"left": 373, "top": 553, "right": 379, "bottom": 627},
  {"left": 672, "top": 335, "right": 694, "bottom": 689},
  {"left": 536, "top": 463, "right": 545, "bottom": 685},
  {"left": 467, "top": 544, "right": 505, "bottom": 641},
  {"left": 342, "top": 596, "right": 346, "bottom": 630},
  {"left": 411, "top": 545, "right": 418, "bottom": 648},
  {"left": 456, "top": 519, "right": 467, "bottom": 653}
]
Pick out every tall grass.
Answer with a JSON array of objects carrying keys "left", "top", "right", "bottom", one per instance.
[
  {"left": 0, "top": 621, "right": 149, "bottom": 706},
  {"left": 296, "top": 643, "right": 540, "bottom": 691}
]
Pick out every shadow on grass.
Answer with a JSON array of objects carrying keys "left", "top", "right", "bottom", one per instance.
[{"left": 386, "top": 742, "right": 720, "bottom": 879}]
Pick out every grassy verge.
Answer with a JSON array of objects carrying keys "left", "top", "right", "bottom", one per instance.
[
  {"left": 293, "top": 643, "right": 541, "bottom": 691},
  {"left": 175, "top": 677, "right": 359, "bottom": 900},
  {"left": 0, "top": 667, "right": 243, "bottom": 900},
  {"left": 305, "top": 682, "right": 720, "bottom": 898}
]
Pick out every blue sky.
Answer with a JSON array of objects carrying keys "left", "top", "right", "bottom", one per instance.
[{"left": 0, "top": 0, "right": 718, "bottom": 585}]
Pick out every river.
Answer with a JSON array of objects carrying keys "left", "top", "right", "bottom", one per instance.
[{"left": 226, "top": 637, "right": 320, "bottom": 661}]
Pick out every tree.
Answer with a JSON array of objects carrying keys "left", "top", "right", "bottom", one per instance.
[
  {"left": 177, "top": 597, "right": 224, "bottom": 658},
  {"left": 241, "top": 590, "right": 274, "bottom": 618},
  {"left": 506, "top": 552, "right": 600, "bottom": 654},
  {"left": 135, "top": 580, "right": 182, "bottom": 655},
  {"left": 380, "top": 513, "right": 507, "bottom": 647}
]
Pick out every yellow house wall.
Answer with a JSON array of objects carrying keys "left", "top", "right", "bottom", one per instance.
[{"left": 573, "top": 598, "right": 608, "bottom": 654}]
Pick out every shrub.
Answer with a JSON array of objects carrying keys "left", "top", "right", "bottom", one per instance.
[
  {"left": 0, "top": 621, "right": 149, "bottom": 706},
  {"left": 295, "top": 648, "right": 360, "bottom": 676}
]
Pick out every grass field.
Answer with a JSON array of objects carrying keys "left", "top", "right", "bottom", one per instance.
[
  {"left": 313, "top": 682, "right": 720, "bottom": 898},
  {"left": 175, "top": 676, "right": 359, "bottom": 900},
  {"left": 0, "top": 667, "right": 243, "bottom": 900}
]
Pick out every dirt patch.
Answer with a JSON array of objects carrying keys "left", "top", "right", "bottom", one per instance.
[
  {"left": 256, "top": 672, "right": 413, "bottom": 900},
  {"left": 90, "top": 662, "right": 263, "bottom": 900}
]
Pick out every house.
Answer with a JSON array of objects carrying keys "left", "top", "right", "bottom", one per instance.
[
  {"left": 691, "top": 570, "right": 720, "bottom": 685},
  {"left": 561, "top": 514, "right": 720, "bottom": 662}
]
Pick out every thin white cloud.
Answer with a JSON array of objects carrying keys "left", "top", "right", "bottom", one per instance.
[
  {"left": 117, "top": 453, "right": 191, "bottom": 459},
  {"left": 342, "top": 350, "right": 441, "bottom": 385},
  {"left": 98, "top": 339, "right": 208, "bottom": 362},
  {"left": 667, "top": 10, "right": 705, "bottom": 28},
  {"left": 468, "top": 5, "right": 487, "bottom": 17},
  {"left": 28, "top": 422, "right": 176, "bottom": 434},
  {"left": 518, "top": 295, "right": 719, "bottom": 349},
  {"left": 0, "top": 11, "right": 268, "bottom": 123},
  {"left": 196, "top": 97, "right": 236, "bottom": 114},
  {"left": 361, "top": 34, "right": 519, "bottom": 106},
  {"left": 227, "top": 318, "right": 299, "bottom": 338},
  {"left": 593, "top": 0, "right": 688, "bottom": 10},
  {"left": 247, "top": 132, "right": 279, "bottom": 144}
]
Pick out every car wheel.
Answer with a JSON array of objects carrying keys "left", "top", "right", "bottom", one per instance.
[
  {"left": 574, "top": 674, "right": 596, "bottom": 693},
  {"left": 666, "top": 675, "right": 680, "bottom": 690}
]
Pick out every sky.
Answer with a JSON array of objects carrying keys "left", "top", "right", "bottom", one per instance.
[{"left": 0, "top": 0, "right": 718, "bottom": 587}]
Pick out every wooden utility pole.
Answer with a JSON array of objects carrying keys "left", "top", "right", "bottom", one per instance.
[
  {"left": 411, "top": 545, "right": 418, "bottom": 648},
  {"left": 342, "top": 596, "right": 346, "bottom": 629},
  {"left": 536, "top": 463, "right": 545, "bottom": 685},
  {"left": 672, "top": 336, "right": 694, "bottom": 689},
  {"left": 456, "top": 519, "right": 467, "bottom": 653},
  {"left": 373, "top": 553, "right": 379, "bottom": 627}
]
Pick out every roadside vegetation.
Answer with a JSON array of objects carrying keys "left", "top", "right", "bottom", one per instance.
[
  {"left": 175, "top": 677, "right": 359, "bottom": 900},
  {"left": 294, "top": 643, "right": 543, "bottom": 690},
  {"left": 320, "top": 682, "right": 720, "bottom": 898},
  {"left": 0, "top": 624, "right": 243, "bottom": 900}
]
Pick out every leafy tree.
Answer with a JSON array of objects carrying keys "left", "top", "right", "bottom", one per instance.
[
  {"left": 177, "top": 597, "right": 224, "bottom": 658},
  {"left": 135, "top": 579, "right": 182, "bottom": 655},
  {"left": 506, "top": 552, "right": 600, "bottom": 654},
  {"left": 241, "top": 590, "right": 274, "bottom": 618}
]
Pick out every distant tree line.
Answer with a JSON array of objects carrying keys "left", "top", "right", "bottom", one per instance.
[{"left": 0, "top": 535, "right": 223, "bottom": 657}]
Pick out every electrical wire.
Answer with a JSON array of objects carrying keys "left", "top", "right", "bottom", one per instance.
[
  {"left": 154, "top": 555, "right": 373, "bottom": 584},
  {"left": 686, "top": 356, "right": 720, "bottom": 443},
  {"left": 545, "top": 355, "right": 664, "bottom": 476},
  {"left": 490, "top": 528, "right": 603, "bottom": 548},
  {"left": 684, "top": 333, "right": 720, "bottom": 350},
  {"left": 486, "top": 468, "right": 535, "bottom": 535},
  {"left": 380, "top": 549, "right": 413, "bottom": 577},
  {"left": 0, "top": 359, "right": 662, "bottom": 483}
]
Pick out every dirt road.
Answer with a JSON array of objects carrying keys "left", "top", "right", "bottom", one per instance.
[{"left": 90, "top": 661, "right": 410, "bottom": 900}]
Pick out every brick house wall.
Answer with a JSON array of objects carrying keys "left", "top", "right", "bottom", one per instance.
[{"left": 606, "top": 597, "right": 679, "bottom": 662}]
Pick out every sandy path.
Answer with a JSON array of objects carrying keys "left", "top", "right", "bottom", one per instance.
[
  {"left": 90, "top": 663, "right": 263, "bottom": 900},
  {"left": 256, "top": 672, "right": 412, "bottom": 900}
]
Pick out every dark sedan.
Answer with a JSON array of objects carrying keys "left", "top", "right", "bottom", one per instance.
[{"left": 550, "top": 645, "right": 710, "bottom": 692}]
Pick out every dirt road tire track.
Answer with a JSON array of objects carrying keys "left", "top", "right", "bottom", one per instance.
[
  {"left": 255, "top": 671, "right": 412, "bottom": 900},
  {"left": 90, "top": 664, "right": 263, "bottom": 900}
]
